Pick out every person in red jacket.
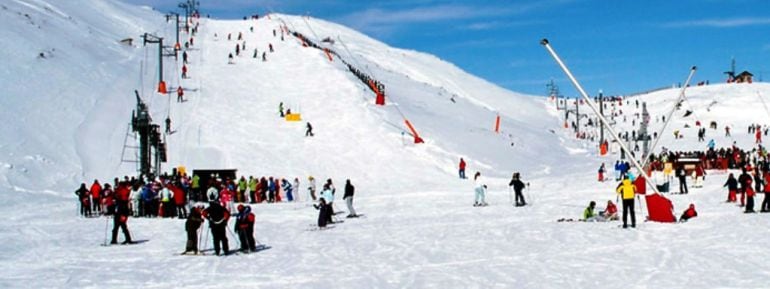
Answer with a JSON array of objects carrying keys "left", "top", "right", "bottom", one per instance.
[
  {"left": 600, "top": 200, "right": 618, "bottom": 220},
  {"left": 177, "top": 86, "right": 184, "bottom": 102},
  {"left": 235, "top": 204, "right": 256, "bottom": 252},
  {"left": 90, "top": 180, "right": 102, "bottom": 215},
  {"left": 102, "top": 184, "right": 115, "bottom": 215},
  {"left": 459, "top": 158, "right": 467, "bottom": 179},
  {"left": 745, "top": 178, "right": 757, "bottom": 213},
  {"left": 679, "top": 203, "right": 698, "bottom": 222},
  {"left": 171, "top": 183, "right": 187, "bottom": 219}
]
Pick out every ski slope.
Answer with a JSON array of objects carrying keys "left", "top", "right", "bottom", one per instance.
[{"left": 1, "top": 0, "right": 770, "bottom": 288}]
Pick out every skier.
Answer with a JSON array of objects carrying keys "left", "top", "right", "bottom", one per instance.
[
  {"left": 262, "top": 52, "right": 267, "bottom": 62},
  {"left": 282, "top": 178, "right": 294, "bottom": 202},
  {"left": 279, "top": 102, "right": 285, "bottom": 117},
  {"left": 90, "top": 180, "right": 102, "bottom": 215},
  {"left": 614, "top": 161, "right": 621, "bottom": 181},
  {"left": 267, "top": 177, "right": 276, "bottom": 202},
  {"left": 739, "top": 167, "right": 751, "bottom": 207},
  {"left": 723, "top": 173, "right": 738, "bottom": 202},
  {"left": 228, "top": 53, "right": 234, "bottom": 64},
  {"left": 343, "top": 179, "right": 358, "bottom": 218},
  {"left": 616, "top": 176, "right": 637, "bottom": 228},
  {"left": 598, "top": 163, "right": 605, "bottom": 182},
  {"left": 305, "top": 122, "right": 314, "bottom": 137},
  {"left": 314, "top": 198, "right": 332, "bottom": 228},
  {"left": 171, "top": 183, "right": 187, "bottom": 219},
  {"left": 745, "top": 178, "right": 756, "bottom": 213},
  {"left": 237, "top": 176, "right": 248, "bottom": 203},
  {"left": 583, "top": 201, "right": 599, "bottom": 221},
  {"left": 307, "top": 176, "right": 317, "bottom": 201},
  {"left": 253, "top": 48, "right": 258, "bottom": 58},
  {"left": 676, "top": 166, "right": 688, "bottom": 194},
  {"left": 293, "top": 177, "right": 300, "bottom": 202},
  {"left": 508, "top": 172, "right": 527, "bottom": 207},
  {"left": 202, "top": 200, "right": 230, "bottom": 256},
  {"left": 269, "top": 43, "right": 274, "bottom": 52},
  {"left": 75, "top": 183, "right": 91, "bottom": 217},
  {"left": 234, "top": 204, "right": 256, "bottom": 252},
  {"left": 129, "top": 183, "right": 141, "bottom": 217},
  {"left": 177, "top": 86, "right": 184, "bottom": 102},
  {"left": 321, "top": 183, "right": 335, "bottom": 222},
  {"left": 181, "top": 64, "right": 188, "bottom": 79},
  {"left": 206, "top": 183, "right": 219, "bottom": 203},
  {"left": 110, "top": 196, "right": 132, "bottom": 244},
  {"left": 101, "top": 184, "right": 115, "bottom": 215},
  {"left": 248, "top": 176, "right": 258, "bottom": 204},
  {"left": 165, "top": 117, "right": 171, "bottom": 134},
  {"left": 600, "top": 200, "right": 618, "bottom": 220},
  {"left": 458, "top": 158, "right": 466, "bottom": 179},
  {"left": 182, "top": 51, "right": 188, "bottom": 64},
  {"left": 235, "top": 43, "right": 240, "bottom": 56},
  {"left": 183, "top": 206, "right": 204, "bottom": 254},
  {"left": 473, "top": 172, "right": 488, "bottom": 207},
  {"left": 679, "top": 204, "right": 698, "bottom": 222}
]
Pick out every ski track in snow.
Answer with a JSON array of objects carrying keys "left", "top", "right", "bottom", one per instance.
[{"left": 2, "top": 1, "right": 770, "bottom": 288}]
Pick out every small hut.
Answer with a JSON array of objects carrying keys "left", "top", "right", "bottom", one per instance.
[{"left": 735, "top": 71, "right": 753, "bottom": 83}]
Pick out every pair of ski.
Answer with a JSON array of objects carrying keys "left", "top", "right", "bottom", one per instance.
[
  {"left": 181, "top": 244, "right": 272, "bottom": 256},
  {"left": 100, "top": 240, "right": 149, "bottom": 247}
]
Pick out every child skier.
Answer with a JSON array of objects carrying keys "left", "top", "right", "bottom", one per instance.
[
  {"left": 234, "top": 205, "right": 256, "bottom": 252},
  {"left": 183, "top": 206, "right": 204, "bottom": 254}
]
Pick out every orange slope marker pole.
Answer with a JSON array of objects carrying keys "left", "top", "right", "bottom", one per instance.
[{"left": 404, "top": 119, "right": 424, "bottom": 144}]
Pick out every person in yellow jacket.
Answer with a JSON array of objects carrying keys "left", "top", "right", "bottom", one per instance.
[{"left": 616, "top": 177, "right": 637, "bottom": 228}]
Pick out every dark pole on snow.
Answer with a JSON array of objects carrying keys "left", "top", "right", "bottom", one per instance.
[{"left": 599, "top": 90, "right": 604, "bottom": 144}]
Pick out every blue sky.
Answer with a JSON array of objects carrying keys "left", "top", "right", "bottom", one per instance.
[{"left": 126, "top": 0, "right": 770, "bottom": 97}]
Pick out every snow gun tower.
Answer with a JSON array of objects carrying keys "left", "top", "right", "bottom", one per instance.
[{"left": 131, "top": 90, "right": 167, "bottom": 179}]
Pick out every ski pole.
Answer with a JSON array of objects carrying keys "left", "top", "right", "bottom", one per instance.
[
  {"left": 103, "top": 215, "right": 110, "bottom": 246},
  {"left": 226, "top": 225, "right": 242, "bottom": 248},
  {"left": 508, "top": 187, "right": 513, "bottom": 206},
  {"left": 201, "top": 224, "right": 210, "bottom": 252}
]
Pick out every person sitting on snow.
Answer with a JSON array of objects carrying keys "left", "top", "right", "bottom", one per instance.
[
  {"left": 583, "top": 201, "right": 599, "bottom": 221},
  {"left": 600, "top": 200, "right": 619, "bottom": 221},
  {"left": 679, "top": 203, "right": 698, "bottom": 222}
]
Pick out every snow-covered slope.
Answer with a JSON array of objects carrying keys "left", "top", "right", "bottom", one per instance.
[{"left": 2, "top": 1, "right": 770, "bottom": 288}]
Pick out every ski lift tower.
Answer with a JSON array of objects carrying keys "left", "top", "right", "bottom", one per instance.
[
  {"left": 142, "top": 33, "right": 178, "bottom": 94},
  {"left": 131, "top": 90, "right": 167, "bottom": 179},
  {"left": 639, "top": 102, "right": 651, "bottom": 160}
]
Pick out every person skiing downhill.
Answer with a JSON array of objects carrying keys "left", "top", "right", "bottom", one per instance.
[
  {"left": 508, "top": 172, "right": 527, "bottom": 207},
  {"left": 598, "top": 163, "right": 605, "bottom": 182},
  {"left": 473, "top": 172, "right": 488, "bottom": 207}
]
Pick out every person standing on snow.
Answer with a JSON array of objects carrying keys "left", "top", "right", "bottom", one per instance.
[
  {"left": 90, "top": 180, "right": 102, "bottom": 215},
  {"left": 508, "top": 172, "right": 527, "bottom": 207},
  {"left": 614, "top": 161, "right": 621, "bottom": 181},
  {"left": 676, "top": 165, "right": 688, "bottom": 194},
  {"left": 724, "top": 173, "right": 739, "bottom": 202},
  {"left": 616, "top": 176, "right": 637, "bottom": 228},
  {"left": 183, "top": 206, "right": 204, "bottom": 254},
  {"left": 293, "top": 178, "right": 300, "bottom": 202},
  {"left": 307, "top": 176, "right": 317, "bottom": 201},
  {"left": 305, "top": 122, "right": 314, "bottom": 137},
  {"left": 321, "top": 184, "right": 335, "bottom": 222},
  {"left": 202, "top": 200, "right": 230, "bottom": 256},
  {"left": 282, "top": 179, "right": 294, "bottom": 202},
  {"left": 473, "top": 172, "right": 488, "bottom": 207},
  {"left": 344, "top": 179, "right": 358, "bottom": 218},
  {"left": 177, "top": 86, "right": 184, "bottom": 102},
  {"left": 598, "top": 163, "right": 605, "bottom": 182},
  {"left": 458, "top": 158, "right": 467, "bottom": 179},
  {"left": 745, "top": 178, "right": 757, "bottom": 213},
  {"left": 278, "top": 102, "right": 285, "bottom": 118},
  {"left": 248, "top": 176, "right": 258, "bottom": 204},
  {"left": 234, "top": 204, "right": 256, "bottom": 252},
  {"left": 739, "top": 167, "right": 752, "bottom": 207},
  {"left": 314, "top": 198, "right": 332, "bottom": 228},
  {"left": 75, "top": 183, "right": 91, "bottom": 217},
  {"left": 110, "top": 197, "right": 132, "bottom": 244}
]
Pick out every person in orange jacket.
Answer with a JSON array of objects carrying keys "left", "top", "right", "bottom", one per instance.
[{"left": 90, "top": 180, "right": 102, "bottom": 214}]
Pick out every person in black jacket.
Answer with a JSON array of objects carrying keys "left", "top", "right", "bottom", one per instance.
[
  {"left": 676, "top": 166, "right": 688, "bottom": 194},
  {"left": 738, "top": 167, "right": 752, "bottom": 207},
  {"left": 508, "top": 172, "right": 527, "bottom": 207},
  {"left": 724, "top": 173, "right": 738, "bottom": 202},
  {"left": 75, "top": 183, "right": 91, "bottom": 217},
  {"left": 344, "top": 179, "right": 357, "bottom": 218},
  {"left": 314, "top": 198, "right": 331, "bottom": 228},
  {"left": 203, "top": 201, "right": 230, "bottom": 255},
  {"left": 183, "top": 206, "right": 204, "bottom": 254},
  {"left": 110, "top": 200, "right": 132, "bottom": 244}
]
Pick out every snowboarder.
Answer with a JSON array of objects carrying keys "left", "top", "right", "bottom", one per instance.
[
  {"left": 305, "top": 122, "right": 314, "bottom": 137},
  {"left": 202, "top": 200, "right": 230, "bottom": 256},
  {"left": 343, "top": 179, "right": 357, "bottom": 218},
  {"left": 508, "top": 172, "right": 526, "bottom": 206},
  {"left": 110, "top": 197, "right": 132, "bottom": 244},
  {"left": 458, "top": 158, "right": 466, "bottom": 179},
  {"left": 234, "top": 204, "right": 256, "bottom": 252},
  {"left": 679, "top": 204, "right": 698, "bottom": 222},
  {"left": 75, "top": 183, "right": 91, "bottom": 217},
  {"left": 473, "top": 172, "right": 488, "bottom": 207},
  {"left": 616, "top": 176, "right": 637, "bottom": 228},
  {"left": 183, "top": 206, "right": 204, "bottom": 254}
]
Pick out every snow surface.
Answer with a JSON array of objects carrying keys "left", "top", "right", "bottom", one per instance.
[{"left": 1, "top": 0, "right": 770, "bottom": 288}]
